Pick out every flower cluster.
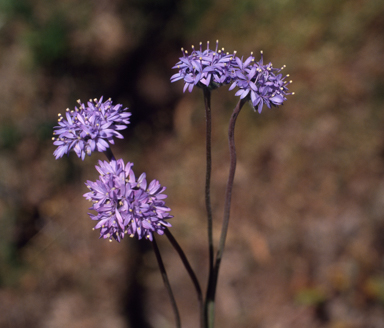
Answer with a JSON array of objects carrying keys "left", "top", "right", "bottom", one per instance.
[
  {"left": 229, "top": 51, "right": 292, "bottom": 113},
  {"left": 52, "top": 97, "right": 131, "bottom": 160},
  {"left": 84, "top": 159, "right": 172, "bottom": 242},
  {"left": 171, "top": 40, "right": 235, "bottom": 92},
  {"left": 171, "top": 41, "right": 293, "bottom": 113}
]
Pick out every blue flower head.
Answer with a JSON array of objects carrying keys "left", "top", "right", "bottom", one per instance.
[
  {"left": 171, "top": 42, "right": 293, "bottom": 113},
  {"left": 229, "top": 51, "right": 294, "bottom": 113},
  {"left": 171, "top": 40, "right": 235, "bottom": 92},
  {"left": 53, "top": 97, "right": 131, "bottom": 160},
  {"left": 84, "top": 159, "right": 172, "bottom": 242}
]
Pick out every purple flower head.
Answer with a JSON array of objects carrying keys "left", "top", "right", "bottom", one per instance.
[
  {"left": 52, "top": 97, "right": 131, "bottom": 160},
  {"left": 84, "top": 159, "right": 172, "bottom": 242},
  {"left": 229, "top": 51, "right": 294, "bottom": 113},
  {"left": 171, "top": 40, "right": 235, "bottom": 92}
]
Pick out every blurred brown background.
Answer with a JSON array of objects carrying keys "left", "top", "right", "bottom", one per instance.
[{"left": 1, "top": 0, "right": 384, "bottom": 327}]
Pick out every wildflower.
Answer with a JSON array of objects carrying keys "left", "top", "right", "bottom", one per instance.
[
  {"left": 229, "top": 51, "right": 293, "bottom": 113},
  {"left": 83, "top": 159, "right": 172, "bottom": 242},
  {"left": 52, "top": 97, "right": 131, "bottom": 160},
  {"left": 171, "top": 40, "right": 235, "bottom": 92}
]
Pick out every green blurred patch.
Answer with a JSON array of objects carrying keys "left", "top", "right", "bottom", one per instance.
[
  {"left": 0, "top": 207, "right": 23, "bottom": 287},
  {"left": 0, "top": 0, "right": 33, "bottom": 20},
  {"left": 364, "top": 275, "right": 384, "bottom": 304},
  {"left": 0, "top": 122, "right": 21, "bottom": 149},
  {"left": 23, "top": 15, "right": 69, "bottom": 66},
  {"left": 294, "top": 286, "right": 327, "bottom": 306},
  {"left": 36, "top": 121, "right": 56, "bottom": 142}
]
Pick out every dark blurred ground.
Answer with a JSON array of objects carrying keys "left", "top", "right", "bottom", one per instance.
[{"left": 1, "top": 0, "right": 384, "bottom": 327}]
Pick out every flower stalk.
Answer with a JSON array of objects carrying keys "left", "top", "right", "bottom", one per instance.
[
  {"left": 165, "top": 228, "right": 204, "bottom": 328},
  {"left": 152, "top": 236, "right": 181, "bottom": 328},
  {"left": 203, "top": 87, "right": 214, "bottom": 302},
  {"left": 204, "top": 98, "right": 246, "bottom": 327}
]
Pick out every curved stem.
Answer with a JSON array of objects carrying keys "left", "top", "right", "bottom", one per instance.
[
  {"left": 152, "top": 237, "right": 181, "bottom": 328},
  {"left": 206, "top": 98, "right": 246, "bottom": 328},
  {"left": 104, "top": 148, "right": 115, "bottom": 161},
  {"left": 165, "top": 228, "right": 204, "bottom": 328}
]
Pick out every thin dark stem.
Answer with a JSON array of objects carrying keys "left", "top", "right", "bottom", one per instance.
[
  {"left": 152, "top": 237, "right": 181, "bottom": 328},
  {"left": 203, "top": 88, "right": 214, "bottom": 280},
  {"left": 104, "top": 148, "right": 116, "bottom": 161},
  {"left": 165, "top": 229, "right": 204, "bottom": 328},
  {"left": 203, "top": 88, "right": 214, "bottom": 328},
  {"left": 206, "top": 98, "right": 246, "bottom": 328}
]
